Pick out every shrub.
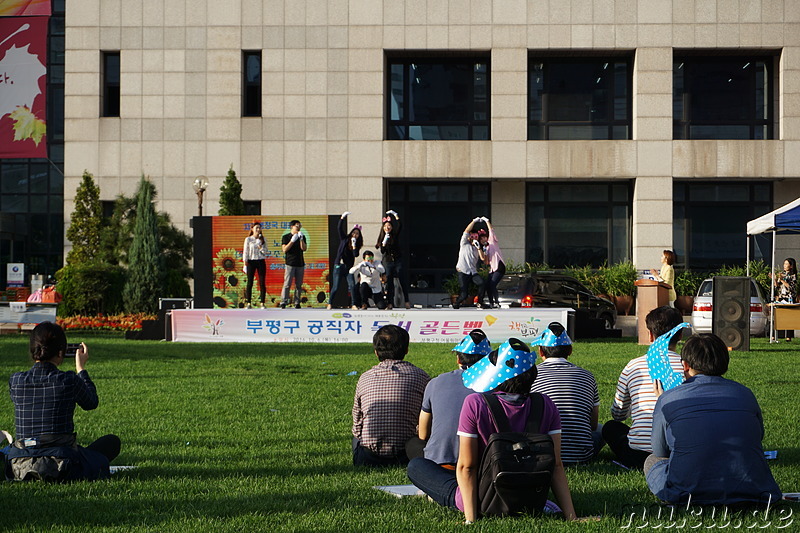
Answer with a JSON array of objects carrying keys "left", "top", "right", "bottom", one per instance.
[
  {"left": 66, "top": 170, "right": 102, "bottom": 266},
  {"left": 565, "top": 264, "right": 607, "bottom": 295},
  {"left": 603, "top": 261, "right": 637, "bottom": 297},
  {"left": 218, "top": 165, "right": 244, "bottom": 216},
  {"left": 55, "top": 264, "right": 126, "bottom": 316},
  {"left": 674, "top": 270, "right": 708, "bottom": 297},
  {"left": 123, "top": 176, "right": 163, "bottom": 314}
]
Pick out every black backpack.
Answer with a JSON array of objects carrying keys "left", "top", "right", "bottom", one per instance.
[{"left": 478, "top": 392, "right": 555, "bottom": 517}]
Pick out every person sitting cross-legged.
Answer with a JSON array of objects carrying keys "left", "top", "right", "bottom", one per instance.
[
  {"left": 352, "top": 325, "right": 430, "bottom": 467},
  {"left": 405, "top": 329, "right": 492, "bottom": 466},
  {"left": 645, "top": 333, "right": 781, "bottom": 507},
  {"left": 603, "top": 306, "right": 683, "bottom": 469},
  {"left": 530, "top": 322, "right": 603, "bottom": 464}
]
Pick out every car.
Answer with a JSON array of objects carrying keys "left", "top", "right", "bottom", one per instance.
[
  {"left": 691, "top": 278, "right": 768, "bottom": 336},
  {"left": 495, "top": 273, "right": 618, "bottom": 330}
]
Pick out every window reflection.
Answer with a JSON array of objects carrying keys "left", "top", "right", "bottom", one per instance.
[
  {"left": 673, "top": 55, "right": 774, "bottom": 140},
  {"left": 528, "top": 58, "right": 631, "bottom": 140},
  {"left": 387, "top": 57, "right": 490, "bottom": 140}
]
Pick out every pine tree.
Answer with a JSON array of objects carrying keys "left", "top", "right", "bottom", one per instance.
[
  {"left": 218, "top": 165, "right": 245, "bottom": 215},
  {"left": 123, "top": 175, "right": 163, "bottom": 313},
  {"left": 65, "top": 170, "right": 102, "bottom": 265}
]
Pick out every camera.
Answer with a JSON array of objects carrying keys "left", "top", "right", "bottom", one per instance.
[{"left": 65, "top": 343, "right": 81, "bottom": 357}]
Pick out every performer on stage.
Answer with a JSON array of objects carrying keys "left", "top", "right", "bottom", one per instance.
[
  {"left": 281, "top": 220, "right": 307, "bottom": 309},
  {"left": 375, "top": 210, "right": 411, "bottom": 309},
  {"left": 328, "top": 211, "right": 363, "bottom": 310},
  {"left": 478, "top": 217, "right": 505, "bottom": 309},
  {"left": 242, "top": 220, "right": 267, "bottom": 308}
]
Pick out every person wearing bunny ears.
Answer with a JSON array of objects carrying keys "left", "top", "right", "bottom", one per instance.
[
  {"left": 328, "top": 211, "right": 363, "bottom": 310},
  {"left": 530, "top": 322, "right": 603, "bottom": 464},
  {"left": 280, "top": 220, "right": 307, "bottom": 309},
  {"left": 406, "top": 329, "right": 492, "bottom": 466},
  {"left": 375, "top": 210, "right": 411, "bottom": 309},
  {"left": 476, "top": 217, "right": 506, "bottom": 309},
  {"left": 407, "top": 338, "right": 577, "bottom": 523},
  {"left": 453, "top": 218, "right": 486, "bottom": 309}
]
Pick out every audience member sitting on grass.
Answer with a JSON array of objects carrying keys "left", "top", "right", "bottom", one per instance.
[
  {"left": 352, "top": 325, "right": 430, "bottom": 467},
  {"left": 5, "top": 322, "right": 121, "bottom": 481},
  {"left": 645, "top": 333, "right": 782, "bottom": 506},
  {"left": 405, "top": 329, "right": 492, "bottom": 465},
  {"left": 603, "top": 306, "right": 683, "bottom": 469},
  {"left": 530, "top": 322, "right": 603, "bottom": 464},
  {"left": 407, "top": 338, "right": 577, "bottom": 523}
]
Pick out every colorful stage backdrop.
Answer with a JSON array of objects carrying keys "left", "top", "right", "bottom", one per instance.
[
  {"left": 210, "top": 216, "right": 330, "bottom": 309},
  {"left": 0, "top": 14, "right": 48, "bottom": 158},
  {"left": 0, "top": 0, "right": 51, "bottom": 16}
]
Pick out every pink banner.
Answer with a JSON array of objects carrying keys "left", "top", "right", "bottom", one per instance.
[
  {"left": 0, "top": 16, "right": 48, "bottom": 159},
  {"left": 0, "top": 0, "right": 50, "bottom": 16}
]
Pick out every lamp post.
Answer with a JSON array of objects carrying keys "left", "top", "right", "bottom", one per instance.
[{"left": 193, "top": 175, "right": 209, "bottom": 216}]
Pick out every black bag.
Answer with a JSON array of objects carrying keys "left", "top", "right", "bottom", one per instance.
[{"left": 478, "top": 393, "right": 555, "bottom": 517}]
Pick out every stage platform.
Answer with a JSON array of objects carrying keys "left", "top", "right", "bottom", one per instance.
[{"left": 170, "top": 307, "right": 575, "bottom": 344}]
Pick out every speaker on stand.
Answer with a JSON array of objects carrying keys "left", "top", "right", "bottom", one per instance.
[{"left": 712, "top": 276, "right": 750, "bottom": 351}]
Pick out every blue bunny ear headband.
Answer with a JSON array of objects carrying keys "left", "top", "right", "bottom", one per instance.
[
  {"left": 646, "top": 322, "right": 692, "bottom": 392},
  {"left": 462, "top": 339, "right": 536, "bottom": 393},
  {"left": 529, "top": 326, "right": 572, "bottom": 347},
  {"left": 452, "top": 333, "right": 492, "bottom": 356}
]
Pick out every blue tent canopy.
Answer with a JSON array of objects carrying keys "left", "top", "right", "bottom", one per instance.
[{"left": 747, "top": 198, "right": 800, "bottom": 235}]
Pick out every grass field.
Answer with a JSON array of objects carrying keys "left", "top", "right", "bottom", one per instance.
[{"left": 0, "top": 334, "right": 797, "bottom": 532}]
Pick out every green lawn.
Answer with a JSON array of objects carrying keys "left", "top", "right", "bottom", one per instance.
[{"left": 0, "top": 334, "right": 797, "bottom": 532}]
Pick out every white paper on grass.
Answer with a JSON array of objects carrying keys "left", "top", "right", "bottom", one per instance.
[{"left": 373, "top": 485, "right": 423, "bottom": 498}]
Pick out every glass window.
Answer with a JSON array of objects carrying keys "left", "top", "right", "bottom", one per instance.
[
  {"left": 525, "top": 182, "right": 631, "bottom": 267},
  {"left": 673, "top": 55, "right": 774, "bottom": 140},
  {"left": 102, "top": 51, "right": 120, "bottom": 117},
  {"left": 673, "top": 182, "right": 772, "bottom": 270},
  {"left": 386, "top": 181, "right": 491, "bottom": 291},
  {"left": 242, "top": 51, "right": 262, "bottom": 117},
  {"left": 243, "top": 200, "right": 261, "bottom": 215},
  {"left": 528, "top": 58, "right": 631, "bottom": 140},
  {"left": 386, "top": 57, "right": 490, "bottom": 140}
]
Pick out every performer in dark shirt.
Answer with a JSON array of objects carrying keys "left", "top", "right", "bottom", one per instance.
[{"left": 281, "top": 219, "right": 308, "bottom": 308}]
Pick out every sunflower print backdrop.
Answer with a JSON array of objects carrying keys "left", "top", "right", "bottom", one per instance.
[{"left": 211, "top": 216, "right": 330, "bottom": 308}]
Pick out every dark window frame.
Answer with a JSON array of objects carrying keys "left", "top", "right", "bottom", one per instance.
[
  {"left": 528, "top": 55, "right": 633, "bottom": 140},
  {"left": 673, "top": 53, "right": 776, "bottom": 140},
  {"left": 386, "top": 55, "right": 491, "bottom": 140},
  {"left": 101, "top": 51, "right": 120, "bottom": 117},
  {"left": 672, "top": 181, "right": 772, "bottom": 271},
  {"left": 384, "top": 180, "right": 491, "bottom": 292},
  {"left": 525, "top": 182, "right": 632, "bottom": 268},
  {"left": 242, "top": 50, "right": 262, "bottom": 117}
]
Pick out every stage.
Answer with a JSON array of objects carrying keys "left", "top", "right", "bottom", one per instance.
[{"left": 169, "top": 307, "right": 575, "bottom": 344}]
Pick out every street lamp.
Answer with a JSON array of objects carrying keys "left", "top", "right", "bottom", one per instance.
[{"left": 193, "top": 175, "right": 209, "bottom": 216}]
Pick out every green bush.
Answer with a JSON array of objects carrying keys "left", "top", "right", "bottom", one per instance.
[
  {"left": 55, "top": 263, "right": 126, "bottom": 316},
  {"left": 674, "top": 270, "right": 708, "bottom": 297},
  {"left": 603, "top": 261, "right": 638, "bottom": 297},
  {"left": 565, "top": 264, "right": 607, "bottom": 295},
  {"left": 714, "top": 259, "right": 772, "bottom": 299}
]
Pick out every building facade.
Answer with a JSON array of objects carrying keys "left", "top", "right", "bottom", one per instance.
[{"left": 55, "top": 0, "right": 800, "bottom": 297}]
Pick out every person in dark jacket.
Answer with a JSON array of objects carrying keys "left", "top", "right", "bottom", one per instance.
[
  {"left": 328, "top": 211, "right": 363, "bottom": 309},
  {"left": 375, "top": 210, "right": 411, "bottom": 309}
]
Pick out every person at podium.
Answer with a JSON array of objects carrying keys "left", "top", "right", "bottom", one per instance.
[
  {"left": 772, "top": 257, "right": 797, "bottom": 341},
  {"left": 650, "top": 250, "right": 677, "bottom": 307}
]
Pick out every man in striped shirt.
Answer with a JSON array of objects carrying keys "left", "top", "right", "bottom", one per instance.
[
  {"left": 603, "top": 306, "right": 683, "bottom": 469},
  {"left": 530, "top": 322, "right": 602, "bottom": 464}
]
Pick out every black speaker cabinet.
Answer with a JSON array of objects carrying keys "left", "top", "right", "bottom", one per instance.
[{"left": 712, "top": 276, "right": 750, "bottom": 351}]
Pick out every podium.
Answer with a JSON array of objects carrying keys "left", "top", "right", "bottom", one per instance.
[{"left": 634, "top": 279, "right": 672, "bottom": 345}]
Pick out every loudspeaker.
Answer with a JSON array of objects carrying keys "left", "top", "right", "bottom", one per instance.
[{"left": 712, "top": 276, "right": 750, "bottom": 351}]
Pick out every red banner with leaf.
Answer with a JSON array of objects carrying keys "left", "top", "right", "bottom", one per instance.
[{"left": 0, "top": 16, "right": 48, "bottom": 159}]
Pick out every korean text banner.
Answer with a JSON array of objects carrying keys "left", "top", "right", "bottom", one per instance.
[
  {"left": 0, "top": 0, "right": 50, "bottom": 16},
  {"left": 211, "top": 215, "right": 329, "bottom": 308},
  {"left": 170, "top": 308, "right": 573, "bottom": 344},
  {"left": 0, "top": 16, "right": 47, "bottom": 159}
]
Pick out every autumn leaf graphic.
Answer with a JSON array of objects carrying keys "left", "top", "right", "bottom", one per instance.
[{"left": 10, "top": 106, "right": 46, "bottom": 145}]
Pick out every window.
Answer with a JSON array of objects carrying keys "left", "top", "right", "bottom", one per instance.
[
  {"left": 528, "top": 57, "right": 631, "bottom": 140},
  {"left": 242, "top": 51, "right": 262, "bottom": 117},
  {"left": 385, "top": 181, "right": 491, "bottom": 291},
  {"left": 526, "top": 182, "right": 631, "bottom": 267},
  {"left": 387, "top": 57, "right": 490, "bottom": 140},
  {"left": 673, "top": 182, "right": 772, "bottom": 270},
  {"left": 673, "top": 55, "right": 775, "bottom": 139},
  {"left": 243, "top": 200, "right": 261, "bottom": 216},
  {"left": 101, "top": 52, "right": 120, "bottom": 117}
]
